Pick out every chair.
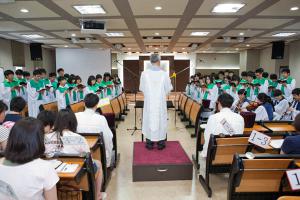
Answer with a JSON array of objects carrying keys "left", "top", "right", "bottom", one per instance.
[
  {"left": 70, "top": 101, "right": 85, "bottom": 113},
  {"left": 117, "top": 95, "right": 126, "bottom": 115},
  {"left": 40, "top": 101, "right": 58, "bottom": 112},
  {"left": 110, "top": 98, "right": 123, "bottom": 121},
  {"left": 179, "top": 94, "right": 188, "bottom": 115},
  {"left": 181, "top": 97, "right": 193, "bottom": 122}
]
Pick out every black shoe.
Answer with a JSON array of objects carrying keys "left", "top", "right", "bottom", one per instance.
[
  {"left": 146, "top": 139, "right": 154, "bottom": 150},
  {"left": 157, "top": 140, "right": 166, "bottom": 150}
]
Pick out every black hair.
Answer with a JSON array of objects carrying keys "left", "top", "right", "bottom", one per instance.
[
  {"left": 57, "top": 68, "right": 64, "bottom": 73},
  {"left": 103, "top": 72, "right": 111, "bottom": 80},
  {"left": 33, "top": 69, "right": 41, "bottom": 76},
  {"left": 231, "top": 74, "right": 240, "bottom": 82},
  {"left": 217, "top": 93, "right": 234, "bottom": 108},
  {"left": 262, "top": 72, "right": 269, "bottom": 78},
  {"left": 292, "top": 88, "right": 300, "bottom": 96},
  {"left": 241, "top": 71, "right": 248, "bottom": 77},
  {"left": 39, "top": 68, "right": 47, "bottom": 74},
  {"left": 75, "top": 76, "right": 82, "bottom": 83},
  {"left": 4, "top": 70, "right": 14, "bottom": 78},
  {"left": 64, "top": 73, "right": 70, "bottom": 79},
  {"left": 270, "top": 74, "right": 278, "bottom": 80},
  {"left": 273, "top": 89, "right": 283, "bottom": 97},
  {"left": 218, "top": 71, "right": 224, "bottom": 75},
  {"left": 4, "top": 118, "right": 45, "bottom": 164},
  {"left": 87, "top": 75, "right": 96, "bottom": 86},
  {"left": 247, "top": 71, "right": 255, "bottom": 79},
  {"left": 257, "top": 93, "right": 273, "bottom": 105},
  {"left": 67, "top": 75, "right": 75, "bottom": 84},
  {"left": 15, "top": 69, "right": 23, "bottom": 76},
  {"left": 255, "top": 68, "right": 264, "bottom": 74},
  {"left": 293, "top": 114, "right": 300, "bottom": 131},
  {"left": 238, "top": 89, "right": 247, "bottom": 96},
  {"left": 0, "top": 100, "right": 8, "bottom": 113},
  {"left": 57, "top": 76, "right": 66, "bottom": 83},
  {"left": 37, "top": 110, "right": 57, "bottom": 128},
  {"left": 23, "top": 71, "right": 30, "bottom": 77},
  {"left": 53, "top": 109, "right": 77, "bottom": 137},
  {"left": 96, "top": 74, "right": 102, "bottom": 79},
  {"left": 84, "top": 93, "right": 99, "bottom": 108},
  {"left": 49, "top": 72, "right": 56, "bottom": 77},
  {"left": 281, "top": 68, "right": 290, "bottom": 74},
  {"left": 10, "top": 97, "right": 26, "bottom": 112}
]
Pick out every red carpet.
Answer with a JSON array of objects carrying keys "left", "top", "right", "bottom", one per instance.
[{"left": 133, "top": 141, "right": 191, "bottom": 165}]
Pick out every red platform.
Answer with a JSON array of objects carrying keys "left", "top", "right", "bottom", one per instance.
[{"left": 132, "top": 141, "right": 193, "bottom": 182}]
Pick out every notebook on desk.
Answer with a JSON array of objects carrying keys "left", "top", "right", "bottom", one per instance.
[{"left": 269, "top": 139, "right": 284, "bottom": 149}]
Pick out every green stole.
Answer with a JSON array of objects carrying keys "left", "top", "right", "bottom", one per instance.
[
  {"left": 281, "top": 76, "right": 293, "bottom": 93},
  {"left": 51, "top": 81, "right": 58, "bottom": 98},
  {"left": 57, "top": 86, "right": 70, "bottom": 106},
  {"left": 68, "top": 83, "right": 77, "bottom": 102},
  {"left": 17, "top": 78, "right": 26, "bottom": 95},
  {"left": 30, "top": 79, "right": 43, "bottom": 100},
  {"left": 41, "top": 78, "right": 51, "bottom": 96},
  {"left": 88, "top": 84, "right": 98, "bottom": 93},
  {"left": 207, "top": 83, "right": 215, "bottom": 90},
  {"left": 101, "top": 80, "right": 113, "bottom": 95},
  {"left": 246, "top": 87, "right": 251, "bottom": 98},
  {"left": 237, "top": 84, "right": 243, "bottom": 91},
  {"left": 3, "top": 79, "right": 19, "bottom": 99},
  {"left": 203, "top": 91, "right": 209, "bottom": 100}
]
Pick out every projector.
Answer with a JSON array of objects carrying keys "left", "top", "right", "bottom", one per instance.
[{"left": 80, "top": 20, "right": 106, "bottom": 34}]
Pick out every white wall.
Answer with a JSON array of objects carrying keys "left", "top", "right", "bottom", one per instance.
[
  {"left": 196, "top": 53, "right": 240, "bottom": 69},
  {"left": 289, "top": 40, "right": 300, "bottom": 86},
  {"left": 260, "top": 47, "right": 276, "bottom": 73},
  {"left": 0, "top": 38, "right": 13, "bottom": 70},
  {"left": 56, "top": 48, "right": 111, "bottom": 84}
]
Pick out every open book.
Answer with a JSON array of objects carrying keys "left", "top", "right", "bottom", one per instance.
[{"left": 269, "top": 139, "right": 284, "bottom": 149}]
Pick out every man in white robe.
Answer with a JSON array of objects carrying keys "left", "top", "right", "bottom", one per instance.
[{"left": 139, "top": 54, "right": 173, "bottom": 150}]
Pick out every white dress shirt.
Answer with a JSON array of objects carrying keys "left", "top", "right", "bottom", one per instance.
[
  {"left": 201, "top": 108, "right": 245, "bottom": 157},
  {"left": 75, "top": 108, "right": 114, "bottom": 167},
  {"left": 254, "top": 105, "right": 269, "bottom": 121}
]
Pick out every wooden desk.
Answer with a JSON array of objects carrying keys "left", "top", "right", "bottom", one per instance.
[
  {"left": 85, "top": 137, "right": 98, "bottom": 149},
  {"left": 57, "top": 161, "right": 84, "bottom": 180},
  {"left": 296, "top": 162, "right": 300, "bottom": 168},
  {"left": 263, "top": 123, "right": 296, "bottom": 132},
  {"left": 244, "top": 124, "right": 269, "bottom": 133}
]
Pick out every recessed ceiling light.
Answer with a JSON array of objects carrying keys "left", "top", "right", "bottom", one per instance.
[
  {"left": 105, "top": 32, "right": 124, "bottom": 37},
  {"left": 154, "top": 6, "right": 162, "bottom": 10},
  {"left": 73, "top": 5, "right": 106, "bottom": 14},
  {"left": 64, "top": 45, "right": 68, "bottom": 48},
  {"left": 182, "top": 48, "right": 185, "bottom": 50},
  {"left": 128, "top": 48, "right": 131, "bottom": 50},
  {"left": 190, "top": 32, "right": 210, "bottom": 36},
  {"left": 235, "top": 48, "right": 239, "bottom": 50},
  {"left": 20, "top": 8, "right": 29, "bottom": 13},
  {"left": 154, "top": 32, "right": 160, "bottom": 36},
  {"left": 212, "top": 3, "right": 245, "bottom": 13},
  {"left": 272, "top": 32, "right": 296, "bottom": 37},
  {"left": 71, "top": 33, "right": 76, "bottom": 37},
  {"left": 290, "top": 7, "right": 299, "bottom": 11},
  {"left": 155, "top": 47, "right": 158, "bottom": 50},
  {"left": 21, "top": 34, "right": 44, "bottom": 39},
  {"left": 239, "top": 32, "right": 244, "bottom": 36},
  {"left": 246, "top": 44, "right": 250, "bottom": 47}
]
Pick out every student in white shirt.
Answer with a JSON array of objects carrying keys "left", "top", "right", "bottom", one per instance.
[
  {"left": 44, "top": 109, "right": 105, "bottom": 200},
  {"left": 201, "top": 93, "right": 245, "bottom": 157},
  {"left": 254, "top": 93, "right": 274, "bottom": 121},
  {"left": 56, "top": 76, "right": 71, "bottom": 110},
  {"left": 277, "top": 69, "right": 296, "bottom": 103},
  {"left": 231, "top": 89, "right": 250, "bottom": 113},
  {"left": 75, "top": 93, "right": 114, "bottom": 167},
  {"left": 37, "top": 110, "right": 57, "bottom": 134},
  {"left": 0, "top": 118, "right": 59, "bottom": 200},
  {"left": 273, "top": 89, "right": 289, "bottom": 121}
]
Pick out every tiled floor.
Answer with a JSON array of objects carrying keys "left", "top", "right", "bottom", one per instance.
[{"left": 106, "top": 105, "right": 228, "bottom": 200}]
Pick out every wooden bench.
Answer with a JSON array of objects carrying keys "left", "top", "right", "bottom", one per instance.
[
  {"left": 70, "top": 101, "right": 85, "bottom": 113},
  {"left": 257, "top": 121, "right": 296, "bottom": 133},
  {"left": 111, "top": 97, "right": 123, "bottom": 121},
  {"left": 178, "top": 93, "right": 188, "bottom": 115},
  {"left": 199, "top": 133, "right": 288, "bottom": 197},
  {"left": 20, "top": 104, "right": 28, "bottom": 117},
  {"left": 39, "top": 101, "right": 58, "bottom": 112},
  {"left": 228, "top": 154, "right": 300, "bottom": 200}
]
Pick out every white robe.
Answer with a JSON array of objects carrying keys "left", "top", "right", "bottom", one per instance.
[
  {"left": 276, "top": 79, "right": 296, "bottom": 103},
  {"left": 139, "top": 66, "right": 173, "bottom": 141},
  {"left": 27, "top": 82, "right": 42, "bottom": 117},
  {"left": 273, "top": 99, "right": 289, "bottom": 120},
  {"left": 255, "top": 105, "right": 269, "bottom": 121}
]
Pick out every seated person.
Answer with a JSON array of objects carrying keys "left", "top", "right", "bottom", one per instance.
[
  {"left": 44, "top": 109, "right": 105, "bottom": 200},
  {"left": 254, "top": 93, "right": 274, "bottom": 121},
  {"left": 232, "top": 89, "right": 250, "bottom": 113},
  {"left": 201, "top": 93, "right": 245, "bottom": 157},
  {"left": 287, "top": 88, "right": 300, "bottom": 120},
  {"left": 75, "top": 93, "right": 113, "bottom": 167},
  {"left": 3, "top": 96, "right": 26, "bottom": 123},
  {"left": 0, "top": 101, "right": 10, "bottom": 150},
  {"left": 273, "top": 89, "right": 289, "bottom": 120},
  {"left": 281, "top": 113, "right": 300, "bottom": 154},
  {"left": 0, "top": 118, "right": 58, "bottom": 200},
  {"left": 37, "top": 110, "right": 56, "bottom": 134}
]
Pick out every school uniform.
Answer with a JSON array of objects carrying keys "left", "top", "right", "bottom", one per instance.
[
  {"left": 273, "top": 98, "right": 289, "bottom": 120},
  {"left": 56, "top": 85, "right": 71, "bottom": 110}
]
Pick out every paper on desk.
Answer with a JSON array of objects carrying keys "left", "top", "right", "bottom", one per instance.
[
  {"left": 56, "top": 163, "right": 79, "bottom": 173},
  {"left": 269, "top": 139, "right": 284, "bottom": 149},
  {"left": 48, "top": 159, "right": 62, "bottom": 169},
  {"left": 97, "top": 98, "right": 110, "bottom": 108}
]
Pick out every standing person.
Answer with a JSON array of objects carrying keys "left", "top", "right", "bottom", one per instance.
[
  {"left": 15, "top": 69, "right": 27, "bottom": 102},
  {"left": 101, "top": 73, "right": 114, "bottom": 99},
  {"left": 27, "top": 69, "right": 45, "bottom": 117},
  {"left": 277, "top": 68, "right": 296, "bottom": 103},
  {"left": 49, "top": 72, "right": 57, "bottom": 101},
  {"left": 255, "top": 68, "right": 269, "bottom": 94},
  {"left": 39, "top": 68, "right": 52, "bottom": 103},
  {"left": 0, "top": 70, "right": 19, "bottom": 108},
  {"left": 56, "top": 76, "right": 70, "bottom": 110},
  {"left": 75, "top": 76, "right": 86, "bottom": 101},
  {"left": 56, "top": 68, "right": 65, "bottom": 79},
  {"left": 139, "top": 54, "right": 173, "bottom": 150}
]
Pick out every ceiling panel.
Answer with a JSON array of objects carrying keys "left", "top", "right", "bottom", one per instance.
[
  {"left": 51, "top": 44, "right": 80, "bottom": 48},
  {"left": 258, "top": 0, "right": 300, "bottom": 16},
  {"left": 0, "top": 1, "right": 60, "bottom": 18},
  {"left": 25, "top": 20, "right": 78, "bottom": 30},
  {"left": 105, "top": 19, "right": 127, "bottom": 29},
  {"left": 188, "top": 18, "right": 236, "bottom": 28},
  {"left": 284, "top": 22, "right": 300, "bottom": 30},
  {"left": 129, "top": 0, "right": 188, "bottom": 15},
  {"left": 182, "top": 29, "right": 220, "bottom": 36},
  {"left": 0, "top": 21, "right": 32, "bottom": 31},
  {"left": 136, "top": 18, "right": 180, "bottom": 29},
  {"left": 52, "top": 0, "right": 121, "bottom": 16},
  {"left": 223, "top": 29, "right": 264, "bottom": 37},
  {"left": 143, "top": 38, "right": 171, "bottom": 43},
  {"left": 236, "top": 18, "right": 292, "bottom": 29},
  {"left": 106, "top": 37, "right": 136, "bottom": 43},
  {"left": 10, "top": 32, "right": 54, "bottom": 39},
  {"left": 177, "top": 37, "right": 208, "bottom": 43},
  {"left": 139, "top": 30, "right": 175, "bottom": 36},
  {"left": 247, "top": 38, "right": 274, "bottom": 43},
  {"left": 32, "top": 38, "right": 69, "bottom": 44},
  {"left": 0, "top": 34, "right": 19, "bottom": 40},
  {"left": 261, "top": 31, "right": 300, "bottom": 37},
  {"left": 196, "top": 0, "right": 264, "bottom": 16},
  {"left": 52, "top": 30, "right": 91, "bottom": 38}
]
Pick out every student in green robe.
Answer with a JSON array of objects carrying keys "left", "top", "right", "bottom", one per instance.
[
  {"left": 86, "top": 75, "right": 99, "bottom": 94},
  {"left": 15, "top": 69, "right": 27, "bottom": 102},
  {"left": 276, "top": 68, "right": 296, "bottom": 102},
  {"left": 27, "top": 69, "right": 44, "bottom": 117},
  {"left": 95, "top": 74, "right": 106, "bottom": 98},
  {"left": 255, "top": 68, "right": 268, "bottom": 94},
  {"left": 1, "top": 70, "right": 19, "bottom": 107},
  {"left": 75, "top": 75, "right": 85, "bottom": 101},
  {"left": 39, "top": 68, "right": 53, "bottom": 103},
  {"left": 67, "top": 75, "right": 78, "bottom": 103},
  {"left": 23, "top": 71, "right": 31, "bottom": 83},
  {"left": 56, "top": 76, "right": 70, "bottom": 110},
  {"left": 101, "top": 72, "right": 114, "bottom": 98}
]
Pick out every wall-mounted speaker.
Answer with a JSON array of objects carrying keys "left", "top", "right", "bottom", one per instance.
[
  {"left": 271, "top": 41, "right": 285, "bottom": 59},
  {"left": 30, "top": 43, "right": 43, "bottom": 61}
]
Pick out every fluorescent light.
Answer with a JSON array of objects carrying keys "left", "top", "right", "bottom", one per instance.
[
  {"left": 155, "top": 47, "right": 158, "bottom": 50},
  {"left": 212, "top": 3, "right": 245, "bottom": 13},
  {"left": 190, "top": 32, "right": 210, "bottom": 36},
  {"left": 154, "top": 6, "right": 162, "bottom": 10},
  {"left": 20, "top": 8, "right": 29, "bottom": 13},
  {"left": 21, "top": 34, "right": 44, "bottom": 39},
  {"left": 290, "top": 7, "right": 299, "bottom": 11},
  {"left": 182, "top": 48, "right": 185, "bottom": 50},
  {"left": 246, "top": 44, "right": 250, "bottom": 47},
  {"left": 73, "top": 5, "right": 106, "bottom": 14},
  {"left": 154, "top": 32, "right": 160, "bottom": 36},
  {"left": 64, "top": 45, "right": 68, "bottom": 48},
  {"left": 235, "top": 48, "right": 239, "bottom": 50},
  {"left": 128, "top": 48, "right": 131, "bottom": 50},
  {"left": 239, "top": 32, "right": 244, "bottom": 36},
  {"left": 71, "top": 33, "right": 76, "bottom": 37},
  {"left": 105, "top": 32, "right": 124, "bottom": 37},
  {"left": 272, "top": 32, "right": 296, "bottom": 37}
]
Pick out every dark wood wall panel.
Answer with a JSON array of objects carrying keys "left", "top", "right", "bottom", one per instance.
[
  {"left": 174, "top": 60, "right": 190, "bottom": 92},
  {"left": 123, "top": 60, "right": 140, "bottom": 92}
]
